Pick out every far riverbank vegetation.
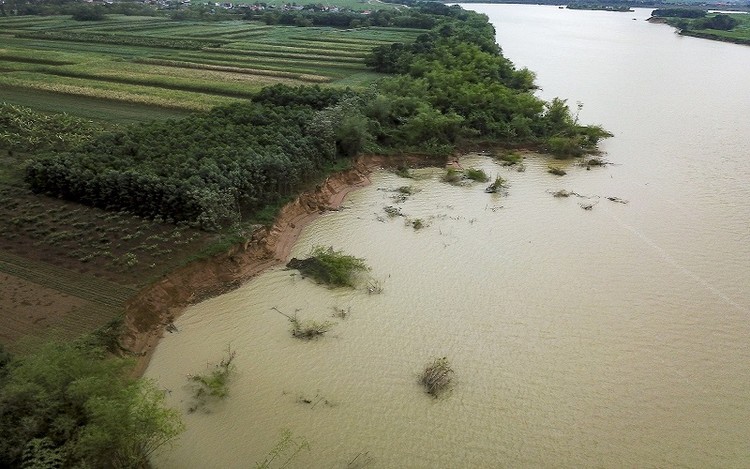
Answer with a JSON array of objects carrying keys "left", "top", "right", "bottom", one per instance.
[{"left": 650, "top": 8, "right": 750, "bottom": 45}]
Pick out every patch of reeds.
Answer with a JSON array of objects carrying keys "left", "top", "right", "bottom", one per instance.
[
  {"left": 289, "top": 315, "right": 335, "bottom": 340},
  {"left": 420, "top": 357, "right": 454, "bottom": 398}
]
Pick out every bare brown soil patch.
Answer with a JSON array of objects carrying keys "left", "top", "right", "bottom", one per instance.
[
  {"left": 0, "top": 184, "right": 215, "bottom": 288},
  {"left": 0, "top": 273, "right": 86, "bottom": 347}
]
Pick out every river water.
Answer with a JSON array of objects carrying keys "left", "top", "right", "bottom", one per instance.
[{"left": 146, "top": 6, "right": 750, "bottom": 468}]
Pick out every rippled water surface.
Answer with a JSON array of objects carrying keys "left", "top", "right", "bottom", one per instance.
[{"left": 146, "top": 6, "right": 750, "bottom": 467}]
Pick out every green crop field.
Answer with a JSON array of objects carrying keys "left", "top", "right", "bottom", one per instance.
[{"left": 0, "top": 15, "right": 423, "bottom": 123}]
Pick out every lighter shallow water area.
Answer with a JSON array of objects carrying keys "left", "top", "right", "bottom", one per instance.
[{"left": 146, "top": 5, "right": 750, "bottom": 467}]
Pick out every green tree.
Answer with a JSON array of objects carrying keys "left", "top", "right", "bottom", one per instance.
[{"left": 0, "top": 342, "right": 183, "bottom": 468}]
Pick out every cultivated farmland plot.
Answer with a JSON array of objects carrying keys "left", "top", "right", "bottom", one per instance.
[{"left": 0, "top": 15, "right": 425, "bottom": 122}]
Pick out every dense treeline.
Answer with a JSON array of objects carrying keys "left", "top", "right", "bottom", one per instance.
[
  {"left": 24, "top": 4, "right": 609, "bottom": 230},
  {"left": 654, "top": 9, "right": 740, "bottom": 31},
  {"left": 27, "top": 90, "right": 350, "bottom": 230},
  {"left": 366, "top": 3, "right": 609, "bottom": 151},
  {"left": 651, "top": 8, "right": 706, "bottom": 19},
  {"left": 247, "top": 7, "right": 437, "bottom": 29},
  {"left": 1, "top": 0, "right": 159, "bottom": 17},
  {"left": 0, "top": 342, "right": 182, "bottom": 468}
]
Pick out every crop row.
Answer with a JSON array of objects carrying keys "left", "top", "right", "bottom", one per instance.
[
  {"left": 0, "top": 73, "right": 232, "bottom": 111},
  {"left": 172, "top": 53, "right": 364, "bottom": 78},
  {"left": 289, "top": 35, "right": 396, "bottom": 46},
  {"left": 182, "top": 49, "right": 367, "bottom": 69},
  {"left": 135, "top": 58, "right": 331, "bottom": 83},
  {"left": 197, "top": 46, "right": 366, "bottom": 64},
  {"left": 45, "top": 302, "right": 125, "bottom": 342},
  {"left": 37, "top": 67, "right": 263, "bottom": 99},
  {"left": 220, "top": 42, "right": 366, "bottom": 58},
  {"left": 0, "top": 53, "right": 75, "bottom": 66},
  {"left": 16, "top": 30, "right": 228, "bottom": 50},
  {"left": 0, "top": 251, "right": 135, "bottom": 307}
]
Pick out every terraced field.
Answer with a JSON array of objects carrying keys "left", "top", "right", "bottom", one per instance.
[
  {"left": 0, "top": 15, "right": 424, "bottom": 122},
  {"left": 0, "top": 15, "right": 422, "bottom": 348}
]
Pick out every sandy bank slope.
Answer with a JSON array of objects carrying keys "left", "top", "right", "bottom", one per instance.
[{"left": 123, "top": 160, "right": 374, "bottom": 375}]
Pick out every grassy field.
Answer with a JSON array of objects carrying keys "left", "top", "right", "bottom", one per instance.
[
  {"left": 0, "top": 15, "right": 424, "bottom": 348},
  {"left": 683, "top": 13, "right": 750, "bottom": 44},
  {"left": 0, "top": 15, "right": 423, "bottom": 122}
]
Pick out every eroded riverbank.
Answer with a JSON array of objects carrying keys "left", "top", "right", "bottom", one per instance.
[
  {"left": 123, "top": 155, "right": 448, "bottom": 376},
  {"left": 143, "top": 5, "right": 750, "bottom": 467}
]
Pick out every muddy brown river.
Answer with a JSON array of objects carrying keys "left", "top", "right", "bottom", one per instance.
[{"left": 146, "top": 6, "right": 750, "bottom": 467}]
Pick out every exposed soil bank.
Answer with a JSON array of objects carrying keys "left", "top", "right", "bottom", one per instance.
[{"left": 123, "top": 154, "right": 444, "bottom": 376}]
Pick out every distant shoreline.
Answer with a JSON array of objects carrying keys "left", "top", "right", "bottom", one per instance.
[{"left": 453, "top": 1, "right": 750, "bottom": 13}]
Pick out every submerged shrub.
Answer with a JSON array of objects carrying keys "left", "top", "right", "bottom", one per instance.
[
  {"left": 287, "top": 245, "right": 370, "bottom": 288},
  {"left": 187, "top": 348, "right": 237, "bottom": 412},
  {"left": 289, "top": 315, "right": 335, "bottom": 340},
  {"left": 485, "top": 175, "right": 507, "bottom": 194},
  {"left": 464, "top": 168, "right": 489, "bottom": 182},
  {"left": 442, "top": 168, "right": 463, "bottom": 184},
  {"left": 547, "top": 166, "right": 566, "bottom": 176}
]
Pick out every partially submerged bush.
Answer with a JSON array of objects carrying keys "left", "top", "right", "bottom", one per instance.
[
  {"left": 287, "top": 246, "right": 370, "bottom": 288},
  {"left": 420, "top": 357, "right": 455, "bottom": 398},
  {"left": 464, "top": 167, "right": 489, "bottom": 182},
  {"left": 495, "top": 151, "right": 523, "bottom": 166},
  {"left": 485, "top": 175, "right": 507, "bottom": 194},
  {"left": 548, "top": 166, "right": 566, "bottom": 176},
  {"left": 289, "top": 315, "right": 335, "bottom": 340},
  {"left": 394, "top": 166, "right": 414, "bottom": 179},
  {"left": 442, "top": 168, "right": 463, "bottom": 184},
  {"left": 383, "top": 205, "right": 402, "bottom": 217},
  {"left": 187, "top": 348, "right": 237, "bottom": 412},
  {"left": 392, "top": 185, "right": 416, "bottom": 203},
  {"left": 411, "top": 218, "right": 426, "bottom": 230}
]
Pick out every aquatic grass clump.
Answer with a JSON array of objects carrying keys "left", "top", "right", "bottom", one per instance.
[
  {"left": 420, "top": 357, "right": 454, "bottom": 398},
  {"left": 287, "top": 245, "right": 370, "bottom": 288}
]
